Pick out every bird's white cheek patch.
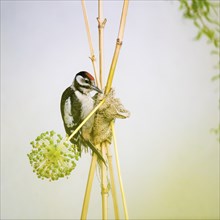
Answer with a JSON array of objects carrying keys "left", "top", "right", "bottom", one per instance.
[
  {"left": 76, "top": 75, "right": 88, "bottom": 87},
  {"left": 64, "top": 97, "right": 74, "bottom": 127}
]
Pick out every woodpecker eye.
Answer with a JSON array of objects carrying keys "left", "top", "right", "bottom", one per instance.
[{"left": 84, "top": 79, "right": 90, "bottom": 84}]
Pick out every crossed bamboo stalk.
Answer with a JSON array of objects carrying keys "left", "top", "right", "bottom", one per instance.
[{"left": 70, "top": 1, "right": 129, "bottom": 219}]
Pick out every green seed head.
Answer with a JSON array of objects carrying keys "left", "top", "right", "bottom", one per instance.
[{"left": 28, "top": 131, "right": 80, "bottom": 181}]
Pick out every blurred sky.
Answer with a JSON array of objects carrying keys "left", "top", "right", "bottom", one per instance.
[{"left": 1, "top": 1, "right": 219, "bottom": 219}]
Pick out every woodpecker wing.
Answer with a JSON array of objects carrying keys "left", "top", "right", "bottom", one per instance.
[{"left": 60, "top": 87, "right": 81, "bottom": 140}]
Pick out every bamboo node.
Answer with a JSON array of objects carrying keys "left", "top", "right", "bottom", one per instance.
[
  {"left": 116, "top": 38, "right": 123, "bottom": 46},
  {"left": 89, "top": 55, "right": 96, "bottom": 62},
  {"left": 101, "top": 186, "right": 109, "bottom": 195},
  {"left": 97, "top": 17, "right": 107, "bottom": 28}
]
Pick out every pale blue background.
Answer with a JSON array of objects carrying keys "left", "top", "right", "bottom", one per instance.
[{"left": 1, "top": 1, "right": 219, "bottom": 219}]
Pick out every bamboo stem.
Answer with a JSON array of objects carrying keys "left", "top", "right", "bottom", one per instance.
[
  {"left": 98, "top": 0, "right": 103, "bottom": 89},
  {"left": 80, "top": 153, "right": 98, "bottom": 220},
  {"left": 81, "top": 0, "right": 100, "bottom": 88},
  {"left": 68, "top": 98, "right": 105, "bottom": 141},
  {"left": 105, "top": 0, "right": 129, "bottom": 94},
  {"left": 97, "top": 0, "right": 107, "bottom": 89},
  {"left": 107, "top": 144, "right": 120, "bottom": 219},
  {"left": 117, "top": 0, "right": 129, "bottom": 41},
  {"left": 111, "top": 122, "right": 129, "bottom": 220},
  {"left": 101, "top": 142, "right": 108, "bottom": 220},
  {"left": 104, "top": 40, "right": 122, "bottom": 94},
  {"left": 98, "top": 1, "right": 109, "bottom": 219}
]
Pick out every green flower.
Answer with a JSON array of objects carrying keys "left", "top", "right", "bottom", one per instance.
[{"left": 27, "top": 131, "right": 79, "bottom": 181}]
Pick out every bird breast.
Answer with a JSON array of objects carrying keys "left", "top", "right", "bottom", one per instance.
[
  {"left": 75, "top": 91, "right": 94, "bottom": 119},
  {"left": 75, "top": 91, "right": 95, "bottom": 140}
]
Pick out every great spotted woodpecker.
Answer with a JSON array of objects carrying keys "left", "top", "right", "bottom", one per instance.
[{"left": 60, "top": 71, "right": 104, "bottom": 162}]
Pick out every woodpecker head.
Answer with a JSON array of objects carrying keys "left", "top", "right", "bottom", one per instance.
[{"left": 73, "top": 71, "right": 102, "bottom": 94}]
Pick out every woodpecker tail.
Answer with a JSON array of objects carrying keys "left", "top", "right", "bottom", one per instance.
[
  {"left": 68, "top": 132, "right": 106, "bottom": 166},
  {"left": 80, "top": 135, "right": 106, "bottom": 166}
]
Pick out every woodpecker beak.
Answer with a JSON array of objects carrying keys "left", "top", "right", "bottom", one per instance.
[{"left": 90, "top": 85, "right": 103, "bottom": 93}]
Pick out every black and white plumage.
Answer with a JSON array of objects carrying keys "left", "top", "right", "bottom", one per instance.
[{"left": 60, "top": 71, "right": 104, "bottom": 162}]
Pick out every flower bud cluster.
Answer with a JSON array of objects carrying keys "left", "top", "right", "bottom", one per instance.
[{"left": 27, "top": 131, "right": 79, "bottom": 181}]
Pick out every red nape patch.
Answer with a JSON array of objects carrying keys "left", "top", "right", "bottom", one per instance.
[{"left": 86, "top": 72, "right": 95, "bottom": 81}]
